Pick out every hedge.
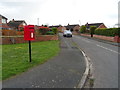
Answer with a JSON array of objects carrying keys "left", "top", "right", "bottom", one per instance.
[
  {"left": 2, "top": 30, "right": 24, "bottom": 36},
  {"left": 95, "top": 28, "right": 120, "bottom": 37},
  {"left": 39, "top": 28, "right": 49, "bottom": 35},
  {"left": 46, "top": 31, "right": 55, "bottom": 35}
]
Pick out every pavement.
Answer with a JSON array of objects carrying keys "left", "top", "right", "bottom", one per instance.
[{"left": 2, "top": 34, "right": 86, "bottom": 88}]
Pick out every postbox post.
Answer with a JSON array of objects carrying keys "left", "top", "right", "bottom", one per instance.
[{"left": 29, "top": 40, "right": 31, "bottom": 62}]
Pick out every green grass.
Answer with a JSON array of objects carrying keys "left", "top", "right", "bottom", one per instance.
[{"left": 2, "top": 41, "right": 60, "bottom": 80}]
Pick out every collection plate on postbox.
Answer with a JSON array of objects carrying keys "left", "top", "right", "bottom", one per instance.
[{"left": 24, "top": 25, "right": 35, "bottom": 41}]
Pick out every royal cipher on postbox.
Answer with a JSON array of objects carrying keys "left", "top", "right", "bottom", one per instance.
[{"left": 24, "top": 25, "right": 35, "bottom": 41}]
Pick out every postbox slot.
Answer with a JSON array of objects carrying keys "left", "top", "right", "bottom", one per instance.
[{"left": 31, "top": 32, "right": 34, "bottom": 38}]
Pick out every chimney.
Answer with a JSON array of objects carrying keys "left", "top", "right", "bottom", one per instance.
[{"left": 12, "top": 19, "right": 15, "bottom": 22}]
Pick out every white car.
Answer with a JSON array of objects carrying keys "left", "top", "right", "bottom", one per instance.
[{"left": 63, "top": 30, "right": 72, "bottom": 37}]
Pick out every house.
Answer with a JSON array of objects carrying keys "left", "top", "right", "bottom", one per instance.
[
  {"left": 57, "top": 26, "right": 66, "bottom": 32},
  {"left": 49, "top": 25, "right": 65, "bottom": 32},
  {"left": 65, "top": 24, "right": 80, "bottom": 32},
  {"left": 8, "top": 19, "right": 27, "bottom": 31},
  {"left": 0, "top": 14, "right": 9, "bottom": 30},
  {"left": 39, "top": 26, "right": 49, "bottom": 29},
  {"left": 85, "top": 23, "right": 107, "bottom": 30},
  {"left": 49, "top": 24, "right": 80, "bottom": 32}
]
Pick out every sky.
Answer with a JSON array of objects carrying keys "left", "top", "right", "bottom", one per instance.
[{"left": 0, "top": 0, "right": 119, "bottom": 27}]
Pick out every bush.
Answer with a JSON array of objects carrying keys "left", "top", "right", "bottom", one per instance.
[
  {"left": 80, "top": 25, "right": 86, "bottom": 33},
  {"left": 2, "top": 30, "right": 24, "bottom": 36},
  {"left": 16, "top": 31, "right": 24, "bottom": 35},
  {"left": 90, "top": 26, "right": 96, "bottom": 34},
  {"left": 39, "top": 28, "right": 49, "bottom": 35},
  {"left": 95, "top": 28, "right": 120, "bottom": 37},
  {"left": 46, "top": 31, "right": 55, "bottom": 35},
  {"left": 52, "top": 27, "right": 58, "bottom": 34},
  {"left": 2, "top": 30, "right": 16, "bottom": 36}
]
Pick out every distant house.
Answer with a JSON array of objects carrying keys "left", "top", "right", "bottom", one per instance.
[
  {"left": 49, "top": 25, "right": 65, "bottom": 32},
  {"left": 49, "top": 24, "right": 80, "bottom": 32},
  {"left": 39, "top": 26, "right": 49, "bottom": 29},
  {"left": 35, "top": 25, "right": 50, "bottom": 30},
  {"left": 85, "top": 23, "right": 107, "bottom": 30},
  {"left": 65, "top": 24, "right": 80, "bottom": 32},
  {"left": 57, "top": 26, "right": 66, "bottom": 32},
  {"left": 0, "top": 14, "right": 9, "bottom": 30},
  {"left": 8, "top": 19, "right": 27, "bottom": 31}
]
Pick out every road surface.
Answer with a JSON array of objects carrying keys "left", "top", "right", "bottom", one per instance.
[{"left": 71, "top": 34, "right": 118, "bottom": 88}]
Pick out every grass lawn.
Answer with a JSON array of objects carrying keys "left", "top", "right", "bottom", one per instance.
[{"left": 2, "top": 41, "right": 60, "bottom": 80}]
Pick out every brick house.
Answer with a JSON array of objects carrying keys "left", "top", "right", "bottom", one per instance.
[
  {"left": 8, "top": 19, "right": 27, "bottom": 31},
  {"left": 65, "top": 24, "right": 80, "bottom": 32},
  {"left": 85, "top": 23, "right": 107, "bottom": 30},
  {"left": 57, "top": 26, "right": 66, "bottom": 32},
  {"left": 49, "top": 24, "right": 80, "bottom": 32},
  {"left": 49, "top": 25, "right": 64, "bottom": 32},
  {"left": 0, "top": 14, "right": 9, "bottom": 30}
]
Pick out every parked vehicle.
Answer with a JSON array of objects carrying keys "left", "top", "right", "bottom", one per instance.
[{"left": 63, "top": 30, "right": 72, "bottom": 37}]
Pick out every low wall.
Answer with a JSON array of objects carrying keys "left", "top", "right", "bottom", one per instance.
[
  {"left": 1, "top": 35, "right": 58, "bottom": 45},
  {"left": 80, "top": 34, "right": 120, "bottom": 43},
  {"left": 114, "top": 36, "right": 120, "bottom": 43}
]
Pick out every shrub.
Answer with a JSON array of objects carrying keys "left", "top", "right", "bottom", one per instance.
[
  {"left": 80, "top": 25, "right": 86, "bottom": 33},
  {"left": 2, "top": 30, "right": 16, "bottom": 36},
  {"left": 52, "top": 27, "right": 58, "bottom": 34},
  {"left": 39, "top": 28, "right": 49, "bottom": 35},
  {"left": 2, "top": 30, "right": 24, "bottom": 36},
  {"left": 90, "top": 26, "right": 96, "bottom": 34},
  {"left": 46, "top": 31, "right": 55, "bottom": 35},
  {"left": 16, "top": 31, "right": 24, "bottom": 35}
]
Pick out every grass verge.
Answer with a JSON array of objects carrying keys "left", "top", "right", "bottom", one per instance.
[{"left": 2, "top": 41, "right": 60, "bottom": 80}]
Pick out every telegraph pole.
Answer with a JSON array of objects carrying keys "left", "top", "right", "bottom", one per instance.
[
  {"left": 79, "top": 20, "right": 81, "bottom": 26},
  {"left": 37, "top": 18, "right": 39, "bottom": 26}
]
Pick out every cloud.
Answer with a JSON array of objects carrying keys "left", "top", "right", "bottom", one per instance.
[{"left": 0, "top": 0, "right": 119, "bottom": 27}]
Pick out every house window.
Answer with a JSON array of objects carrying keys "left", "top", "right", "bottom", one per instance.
[{"left": 2, "top": 18, "right": 6, "bottom": 24}]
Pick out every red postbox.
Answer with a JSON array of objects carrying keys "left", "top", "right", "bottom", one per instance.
[{"left": 24, "top": 25, "right": 35, "bottom": 41}]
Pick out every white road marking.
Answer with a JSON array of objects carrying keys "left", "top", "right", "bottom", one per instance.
[{"left": 96, "top": 44, "right": 120, "bottom": 54}]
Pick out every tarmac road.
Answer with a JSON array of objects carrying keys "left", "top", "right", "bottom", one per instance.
[
  {"left": 72, "top": 34, "right": 118, "bottom": 88},
  {"left": 2, "top": 34, "right": 86, "bottom": 88}
]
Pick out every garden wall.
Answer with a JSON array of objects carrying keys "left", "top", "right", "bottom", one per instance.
[
  {"left": 1, "top": 35, "right": 58, "bottom": 45},
  {"left": 80, "top": 34, "right": 120, "bottom": 43}
]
